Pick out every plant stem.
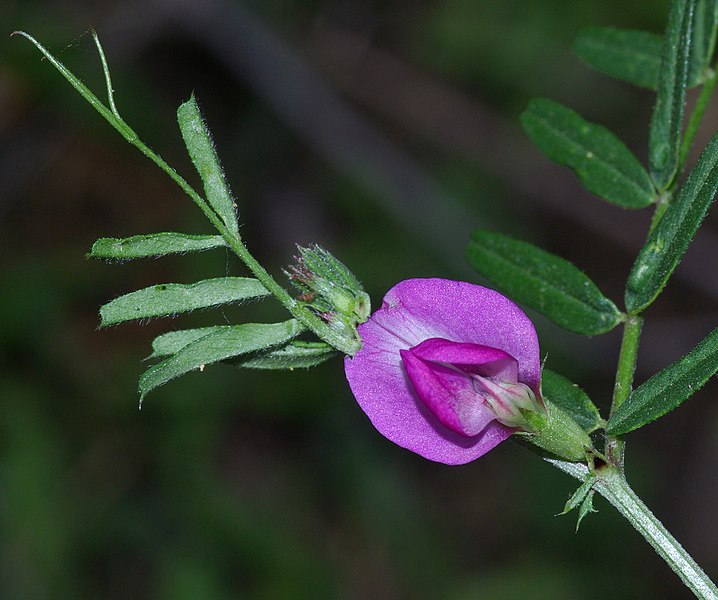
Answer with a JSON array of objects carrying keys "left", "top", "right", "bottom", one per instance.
[
  {"left": 546, "top": 459, "right": 718, "bottom": 599},
  {"left": 606, "top": 314, "right": 643, "bottom": 465},
  {"left": 597, "top": 468, "right": 718, "bottom": 599},
  {"left": 610, "top": 315, "right": 643, "bottom": 416}
]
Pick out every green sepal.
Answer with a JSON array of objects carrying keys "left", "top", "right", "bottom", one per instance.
[
  {"left": 520, "top": 98, "right": 655, "bottom": 208},
  {"left": 139, "top": 320, "right": 303, "bottom": 402},
  {"left": 607, "top": 325, "right": 718, "bottom": 435},
  {"left": 541, "top": 370, "right": 602, "bottom": 433},
  {"left": 177, "top": 95, "right": 240, "bottom": 238},
  {"left": 287, "top": 244, "right": 370, "bottom": 350},
  {"left": 466, "top": 230, "right": 623, "bottom": 335},
  {"left": 626, "top": 130, "right": 718, "bottom": 314},
  {"left": 100, "top": 277, "right": 269, "bottom": 326},
  {"left": 89, "top": 233, "right": 226, "bottom": 260},
  {"left": 518, "top": 400, "right": 594, "bottom": 463}
]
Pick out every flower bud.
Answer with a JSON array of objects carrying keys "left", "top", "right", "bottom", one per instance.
[
  {"left": 518, "top": 400, "right": 593, "bottom": 462},
  {"left": 287, "top": 245, "right": 370, "bottom": 348}
]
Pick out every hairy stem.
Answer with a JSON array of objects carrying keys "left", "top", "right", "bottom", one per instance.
[
  {"left": 546, "top": 459, "right": 718, "bottom": 599},
  {"left": 606, "top": 314, "right": 643, "bottom": 465}
]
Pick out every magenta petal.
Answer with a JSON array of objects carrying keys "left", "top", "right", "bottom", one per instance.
[
  {"left": 400, "top": 349, "right": 496, "bottom": 437},
  {"left": 344, "top": 278, "right": 539, "bottom": 465},
  {"left": 409, "top": 338, "right": 518, "bottom": 382}
]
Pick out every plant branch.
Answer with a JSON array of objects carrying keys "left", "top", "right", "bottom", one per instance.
[{"left": 13, "top": 30, "right": 359, "bottom": 355}]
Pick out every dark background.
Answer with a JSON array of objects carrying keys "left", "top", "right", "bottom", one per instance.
[{"left": 2, "top": 1, "right": 718, "bottom": 598}]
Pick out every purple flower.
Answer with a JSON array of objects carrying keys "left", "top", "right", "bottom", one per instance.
[{"left": 344, "top": 278, "right": 542, "bottom": 465}]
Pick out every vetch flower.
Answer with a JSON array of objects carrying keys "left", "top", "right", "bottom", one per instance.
[{"left": 344, "top": 278, "right": 543, "bottom": 465}]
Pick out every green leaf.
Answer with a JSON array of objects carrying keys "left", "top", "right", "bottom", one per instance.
[
  {"left": 607, "top": 325, "right": 718, "bottom": 435},
  {"left": 148, "top": 326, "right": 230, "bottom": 359},
  {"left": 177, "top": 96, "right": 240, "bottom": 238},
  {"left": 100, "top": 277, "right": 269, "bottom": 326},
  {"left": 541, "top": 370, "right": 602, "bottom": 433},
  {"left": 149, "top": 328, "right": 335, "bottom": 368},
  {"left": 520, "top": 98, "right": 655, "bottom": 208},
  {"left": 466, "top": 230, "right": 623, "bottom": 335},
  {"left": 572, "top": 27, "right": 663, "bottom": 89},
  {"left": 237, "top": 341, "right": 336, "bottom": 369},
  {"left": 140, "top": 320, "right": 303, "bottom": 400},
  {"left": 649, "top": 0, "right": 698, "bottom": 190},
  {"left": 89, "top": 233, "right": 226, "bottom": 260},
  {"left": 689, "top": 0, "right": 718, "bottom": 85},
  {"left": 626, "top": 131, "right": 718, "bottom": 313}
]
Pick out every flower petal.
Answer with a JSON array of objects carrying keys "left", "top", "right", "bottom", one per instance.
[
  {"left": 409, "top": 338, "right": 518, "bottom": 382},
  {"left": 400, "top": 348, "right": 496, "bottom": 437}
]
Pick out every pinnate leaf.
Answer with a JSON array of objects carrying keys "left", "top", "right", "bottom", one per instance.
[
  {"left": 100, "top": 277, "right": 269, "bottom": 326},
  {"left": 607, "top": 325, "right": 718, "bottom": 435},
  {"left": 177, "top": 96, "right": 240, "bottom": 237},
  {"left": 626, "top": 130, "right": 718, "bottom": 314},
  {"left": 520, "top": 98, "right": 655, "bottom": 208},
  {"left": 649, "top": 0, "right": 698, "bottom": 190},
  {"left": 573, "top": 27, "right": 663, "bottom": 89},
  {"left": 140, "top": 320, "right": 303, "bottom": 400},
  {"left": 542, "top": 370, "right": 601, "bottom": 433},
  {"left": 466, "top": 230, "right": 623, "bottom": 335},
  {"left": 89, "top": 233, "right": 226, "bottom": 260}
]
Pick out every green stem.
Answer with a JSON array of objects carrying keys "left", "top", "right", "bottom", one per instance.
[
  {"left": 606, "top": 314, "right": 643, "bottom": 465},
  {"left": 610, "top": 315, "right": 643, "bottom": 416},
  {"left": 547, "top": 459, "right": 718, "bottom": 599},
  {"left": 13, "top": 31, "right": 358, "bottom": 355},
  {"left": 648, "top": 190, "right": 672, "bottom": 234}
]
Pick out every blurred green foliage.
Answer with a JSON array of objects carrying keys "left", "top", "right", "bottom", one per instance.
[{"left": 2, "top": 0, "right": 717, "bottom": 598}]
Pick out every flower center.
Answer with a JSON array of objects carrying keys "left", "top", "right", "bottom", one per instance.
[{"left": 400, "top": 338, "right": 541, "bottom": 436}]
